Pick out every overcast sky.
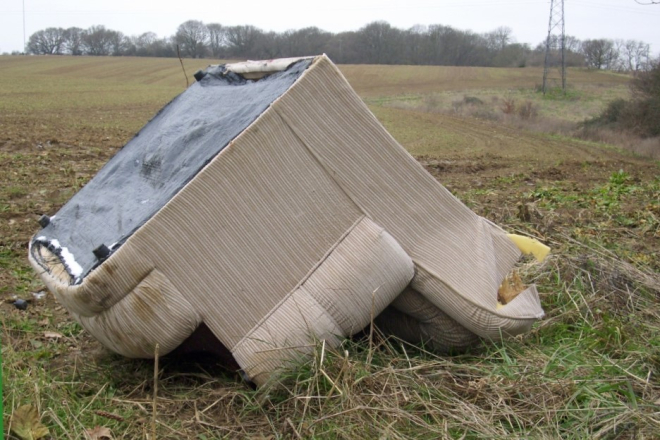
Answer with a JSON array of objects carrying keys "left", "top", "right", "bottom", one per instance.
[{"left": 1, "top": 0, "right": 659, "bottom": 56}]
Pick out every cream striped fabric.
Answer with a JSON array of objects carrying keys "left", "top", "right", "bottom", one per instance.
[
  {"left": 376, "top": 288, "right": 481, "bottom": 352},
  {"left": 233, "top": 216, "right": 414, "bottom": 383},
  {"left": 74, "top": 269, "right": 201, "bottom": 357},
  {"left": 30, "top": 55, "right": 544, "bottom": 386},
  {"left": 273, "top": 56, "right": 543, "bottom": 337}
]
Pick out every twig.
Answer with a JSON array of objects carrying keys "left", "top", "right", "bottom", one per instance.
[
  {"left": 309, "top": 405, "right": 429, "bottom": 428},
  {"left": 152, "top": 343, "right": 159, "bottom": 440},
  {"left": 286, "top": 417, "right": 303, "bottom": 439},
  {"left": 194, "top": 401, "right": 237, "bottom": 433},
  {"left": 332, "top": 349, "right": 350, "bottom": 390},
  {"left": 80, "top": 383, "right": 108, "bottom": 414},
  {"left": 320, "top": 368, "right": 343, "bottom": 397},
  {"left": 176, "top": 45, "right": 189, "bottom": 88},
  {"left": 94, "top": 410, "right": 125, "bottom": 422},
  {"left": 156, "top": 419, "right": 187, "bottom": 437},
  {"left": 255, "top": 344, "right": 317, "bottom": 354},
  {"left": 591, "top": 349, "right": 647, "bottom": 383},
  {"left": 320, "top": 339, "right": 326, "bottom": 366},
  {"left": 366, "top": 287, "right": 380, "bottom": 366},
  {"left": 44, "top": 408, "right": 75, "bottom": 440},
  {"left": 401, "top": 343, "right": 412, "bottom": 369},
  {"left": 110, "top": 398, "right": 149, "bottom": 412},
  {"left": 195, "top": 419, "right": 240, "bottom": 434},
  {"left": 62, "top": 399, "right": 88, "bottom": 436}
]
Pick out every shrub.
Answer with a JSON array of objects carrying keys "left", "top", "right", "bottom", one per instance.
[
  {"left": 586, "top": 60, "right": 660, "bottom": 137},
  {"left": 517, "top": 101, "right": 538, "bottom": 120},
  {"left": 631, "top": 95, "right": 660, "bottom": 137},
  {"left": 471, "top": 108, "right": 501, "bottom": 121},
  {"left": 501, "top": 97, "right": 515, "bottom": 115},
  {"left": 601, "top": 98, "right": 628, "bottom": 125},
  {"left": 631, "top": 60, "right": 660, "bottom": 103},
  {"left": 463, "top": 96, "right": 484, "bottom": 106}
]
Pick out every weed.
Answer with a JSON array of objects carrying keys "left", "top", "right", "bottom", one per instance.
[
  {"left": 463, "top": 95, "right": 484, "bottom": 105},
  {"left": 517, "top": 100, "right": 538, "bottom": 120},
  {"left": 501, "top": 96, "right": 516, "bottom": 115},
  {"left": 7, "top": 186, "right": 28, "bottom": 199},
  {"left": 594, "top": 170, "right": 636, "bottom": 211},
  {"left": 423, "top": 93, "right": 441, "bottom": 111},
  {"left": 372, "top": 72, "right": 660, "bottom": 159},
  {"left": 608, "top": 169, "right": 632, "bottom": 187},
  {"left": 541, "top": 87, "right": 582, "bottom": 101}
]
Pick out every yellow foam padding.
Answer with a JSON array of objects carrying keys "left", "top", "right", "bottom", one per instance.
[{"left": 507, "top": 234, "right": 550, "bottom": 262}]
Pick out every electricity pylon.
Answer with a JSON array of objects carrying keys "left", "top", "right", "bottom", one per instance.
[{"left": 542, "top": 0, "right": 566, "bottom": 94}]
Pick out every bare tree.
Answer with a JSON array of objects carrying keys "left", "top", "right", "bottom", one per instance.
[
  {"left": 63, "top": 27, "right": 84, "bottom": 55},
  {"left": 401, "top": 25, "right": 428, "bottom": 65},
  {"left": 325, "top": 31, "right": 360, "bottom": 64},
  {"left": 255, "top": 31, "right": 283, "bottom": 58},
  {"left": 206, "top": 23, "right": 226, "bottom": 58},
  {"left": 622, "top": 39, "right": 651, "bottom": 71},
  {"left": 355, "top": 21, "right": 402, "bottom": 64},
  {"left": 175, "top": 20, "right": 208, "bottom": 58},
  {"left": 425, "top": 25, "right": 490, "bottom": 66},
  {"left": 530, "top": 35, "right": 583, "bottom": 67},
  {"left": 492, "top": 43, "right": 530, "bottom": 67},
  {"left": 484, "top": 26, "right": 513, "bottom": 51},
  {"left": 563, "top": 35, "right": 582, "bottom": 53},
  {"left": 154, "top": 37, "right": 177, "bottom": 58},
  {"left": 82, "top": 25, "right": 114, "bottom": 55},
  {"left": 23, "top": 19, "right": 651, "bottom": 71},
  {"left": 225, "top": 25, "right": 263, "bottom": 58},
  {"left": 281, "top": 27, "right": 332, "bottom": 57},
  {"left": 131, "top": 32, "right": 158, "bottom": 56},
  {"left": 582, "top": 39, "right": 618, "bottom": 70},
  {"left": 107, "top": 30, "right": 126, "bottom": 56},
  {"left": 626, "top": 58, "right": 660, "bottom": 136},
  {"left": 426, "top": 25, "right": 459, "bottom": 65},
  {"left": 27, "top": 28, "right": 66, "bottom": 54}
]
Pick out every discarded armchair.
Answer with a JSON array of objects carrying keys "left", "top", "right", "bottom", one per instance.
[{"left": 29, "top": 55, "right": 547, "bottom": 385}]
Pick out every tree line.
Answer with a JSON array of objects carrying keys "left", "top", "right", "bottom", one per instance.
[{"left": 24, "top": 20, "right": 654, "bottom": 71}]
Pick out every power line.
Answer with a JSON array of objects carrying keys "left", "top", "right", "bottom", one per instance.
[{"left": 571, "top": 0, "right": 660, "bottom": 15}]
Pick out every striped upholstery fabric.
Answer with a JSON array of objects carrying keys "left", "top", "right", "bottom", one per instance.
[{"left": 29, "top": 55, "right": 543, "bottom": 385}]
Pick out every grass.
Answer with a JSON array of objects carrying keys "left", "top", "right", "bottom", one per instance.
[
  {"left": 381, "top": 83, "right": 630, "bottom": 123},
  {"left": 360, "top": 68, "right": 660, "bottom": 159},
  {"left": 1, "top": 56, "right": 660, "bottom": 439},
  {"left": 341, "top": 65, "right": 630, "bottom": 99},
  {"left": 426, "top": 91, "right": 658, "bottom": 159}
]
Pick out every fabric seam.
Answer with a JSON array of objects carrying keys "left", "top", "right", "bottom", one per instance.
[{"left": 233, "top": 214, "right": 366, "bottom": 350}]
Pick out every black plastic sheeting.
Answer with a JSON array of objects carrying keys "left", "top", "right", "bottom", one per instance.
[{"left": 31, "top": 59, "right": 313, "bottom": 283}]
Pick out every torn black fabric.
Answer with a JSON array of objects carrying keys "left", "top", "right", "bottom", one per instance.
[{"left": 31, "top": 59, "right": 313, "bottom": 283}]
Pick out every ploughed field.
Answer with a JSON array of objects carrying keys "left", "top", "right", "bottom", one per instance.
[{"left": 1, "top": 56, "right": 659, "bottom": 439}]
